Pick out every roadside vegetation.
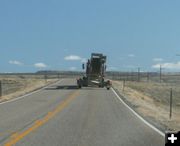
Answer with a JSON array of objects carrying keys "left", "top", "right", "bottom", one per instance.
[
  {"left": 112, "top": 79, "right": 180, "bottom": 131},
  {"left": 0, "top": 75, "right": 58, "bottom": 102}
]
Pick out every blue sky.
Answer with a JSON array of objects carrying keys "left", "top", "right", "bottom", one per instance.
[{"left": 0, "top": 0, "right": 180, "bottom": 72}]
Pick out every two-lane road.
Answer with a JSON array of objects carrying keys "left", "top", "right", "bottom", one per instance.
[{"left": 0, "top": 79, "right": 164, "bottom": 146}]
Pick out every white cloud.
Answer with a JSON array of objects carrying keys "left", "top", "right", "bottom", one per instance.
[
  {"left": 34, "top": 63, "right": 47, "bottom": 68},
  {"left": 9, "top": 60, "right": 23, "bottom": 66},
  {"left": 9, "top": 61, "right": 48, "bottom": 69},
  {"left": 152, "top": 62, "right": 180, "bottom": 69},
  {"left": 153, "top": 58, "right": 163, "bottom": 62},
  {"left": 69, "top": 67, "right": 77, "bottom": 70},
  {"left": 128, "top": 54, "right": 135, "bottom": 57},
  {"left": 64, "top": 55, "right": 82, "bottom": 61},
  {"left": 64, "top": 55, "right": 87, "bottom": 63}
]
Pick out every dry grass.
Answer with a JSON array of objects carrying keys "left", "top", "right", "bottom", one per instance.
[
  {"left": 112, "top": 80, "right": 180, "bottom": 131},
  {"left": 0, "top": 77, "right": 58, "bottom": 102}
]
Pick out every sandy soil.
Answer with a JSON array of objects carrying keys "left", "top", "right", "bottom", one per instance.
[
  {"left": 112, "top": 80, "right": 180, "bottom": 131},
  {"left": 0, "top": 78, "right": 58, "bottom": 102}
]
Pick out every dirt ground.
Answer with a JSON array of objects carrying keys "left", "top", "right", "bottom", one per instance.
[
  {"left": 0, "top": 77, "right": 58, "bottom": 102},
  {"left": 112, "top": 80, "right": 180, "bottom": 132}
]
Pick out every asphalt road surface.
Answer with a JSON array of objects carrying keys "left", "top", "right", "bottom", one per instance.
[{"left": 0, "top": 78, "right": 164, "bottom": 146}]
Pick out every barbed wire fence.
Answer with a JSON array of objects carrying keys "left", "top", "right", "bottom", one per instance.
[
  {"left": 107, "top": 71, "right": 180, "bottom": 83},
  {"left": 1, "top": 72, "right": 180, "bottom": 101},
  {"left": 0, "top": 72, "right": 84, "bottom": 97}
]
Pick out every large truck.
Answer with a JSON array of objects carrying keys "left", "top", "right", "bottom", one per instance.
[{"left": 77, "top": 53, "right": 111, "bottom": 90}]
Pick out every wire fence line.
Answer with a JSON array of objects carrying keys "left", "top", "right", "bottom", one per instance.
[
  {"left": 0, "top": 73, "right": 84, "bottom": 97},
  {"left": 0, "top": 79, "right": 29, "bottom": 96},
  {"left": 106, "top": 72, "right": 180, "bottom": 84},
  {"left": 0, "top": 72, "right": 180, "bottom": 97},
  {"left": 108, "top": 72, "right": 180, "bottom": 119}
]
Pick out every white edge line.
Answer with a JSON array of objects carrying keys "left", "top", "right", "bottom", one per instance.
[
  {"left": 0, "top": 79, "right": 63, "bottom": 105},
  {"left": 111, "top": 88, "right": 165, "bottom": 137}
]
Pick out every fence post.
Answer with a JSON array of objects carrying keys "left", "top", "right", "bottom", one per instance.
[
  {"left": 131, "top": 71, "right": 133, "bottom": 81},
  {"left": 147, "top": 72, "right": 149, "bottom": 82},
  {"left": 0, "top": 80, "right": 2, "bottom": 97},
  {"left": 123, "top": 79, "right": 125, "bottom": 92},
  {"left": 160, "top": 65, "right": 162, "bottom": 83},
  {"left": 137, "top": 67, "right": 140, "bottom": 82},
  {"left": 169, "top": 88, "right": 173, "bottom": 119},
  {"left": 58, "top": 73, "right": 60, "bottom": 79},
  {"left": 44, "top": 72, "right": 47, "bottom": 83}
]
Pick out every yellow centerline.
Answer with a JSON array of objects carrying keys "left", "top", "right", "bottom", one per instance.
[{"left": 4, "top": 90, "right": 79, "bottom": 146}]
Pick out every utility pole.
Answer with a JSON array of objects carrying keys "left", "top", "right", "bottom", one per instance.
[
  {"left": 58, "top": 73, "right": 60, "bottom": 79},
  {"left": 126, "top": 72, "right": 128, "bottom": 81},
  {"left": 131, "top": 70, "right": 133, "bottom": 81},
  {"left": 160, "top": 65, "right": 162, "bottom": 83}
]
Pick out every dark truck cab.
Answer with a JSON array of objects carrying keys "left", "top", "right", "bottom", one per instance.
[{"left": 77, "top": 53, "right": 111, "bottom": 90}]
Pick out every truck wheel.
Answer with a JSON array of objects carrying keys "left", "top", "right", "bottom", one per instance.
[{"left": 99, "top": 85, "right": 104, "bottom": 88}]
